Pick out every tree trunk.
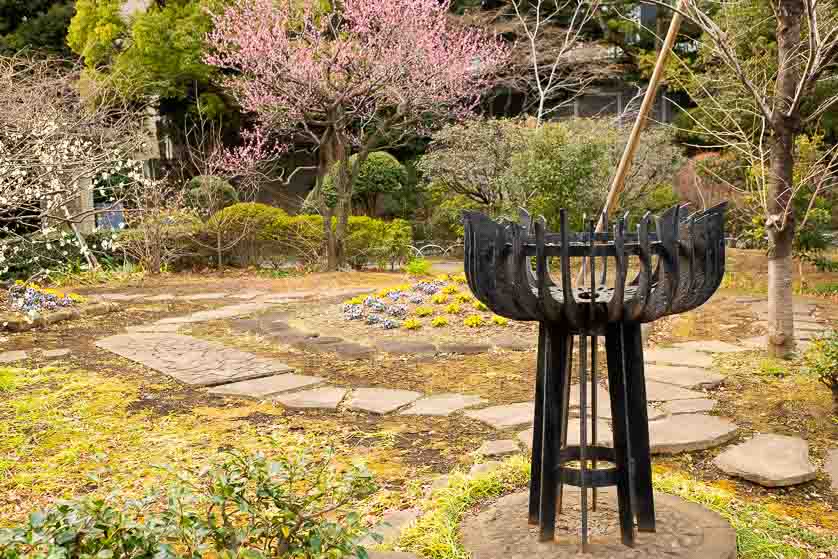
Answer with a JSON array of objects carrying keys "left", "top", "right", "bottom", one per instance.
[
  {"left": 319, "top": 126, "right": 349, "bottom": 271},
  {"left": 217, "top": 231, "right": 223, "bottom": 270},
  {"left": 766, "top": 0, "right": 803, "bottom": 358}
]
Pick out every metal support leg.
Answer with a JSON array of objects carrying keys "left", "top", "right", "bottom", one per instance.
[
  {"left": 529, "top": 324, "right": 546, "bottom": 525},
  {"left": 604, "top": 323, "right": 636, "bottom": 547},
  {"left": 623, "top": 322, "right": 656, "bottom": 532},
  {"left": 538, "top": 327, "right": 572, "bottom": 542}
]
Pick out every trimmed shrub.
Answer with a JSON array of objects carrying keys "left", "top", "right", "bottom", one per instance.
[
  {"left": 324, "top": 152, "right": 407, "bottom": 216},
  {"left": 185, "top": 175, "right": 239, "bottom": 215}
]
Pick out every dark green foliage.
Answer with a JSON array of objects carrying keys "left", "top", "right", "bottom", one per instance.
[
  {"left": 0, "top": 1, "right": 73, "bottom": 56},
  {"left": 325, "top": 152, "right": 407, "bottom": 216},
  {"left": 0, "top": 448, "right": 377, "bottom": 559},
  {"left": 805, "top": 330, "right": 838, "bottom": 413},
  {"left": 1, "top": 231, "right": 125, "bottom": 281},
  {"left": 186, "top": 175, "right": 239, "bottom": 215}
]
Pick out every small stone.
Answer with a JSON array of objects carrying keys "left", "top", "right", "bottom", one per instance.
[
  {"left": 645, "top": 380, "right": 708, "bottom": 402},
  {"left": 400, "top": 393, "right": 486, "bottom": 416},
  {"left": 649, "top": 414, "right": 738, "bottom": 454},
  {"left": 670, "top": 340, "right": 749, "bottom": 353},
  {"left": 465, "top": 402, "right": 534, "bottom": 429},
  {"left": 361, "top": 509, "right": 420, "bottom": 547},
  {"left": 98, "top": 293, "right": 139, "bottom": 301},
  {"left": 470, "top": 461, "right": 503, "bottom": 477},
  {"left": 645, "top": 364, "right": 726, "bottom": 389},
  {"left": 145, "top": 293, "right": 175, "bottom": 302},
  {"left": 493, "top": 337, "right": 533, "bottom": 351},
  {"left": 293, "top": 336, "right": 344, "bottom": 351},
  {"left": 209, "top": 373, "right": 321, "bottom": 398},
  {"left": 825, "top": 449, "right": 838, "bottom": 493},
  {"left": 0, "top": 350, "right": 28, "bottom": 363},
  {"left": 41, "top": 348, "right": 71, "bottom": 358},
  {"left": 374, "top": 340, "right": 437, "bottom": 355},
  {"left": 644, "top": 347, "right": 715, "bottom": 369},
  {"left": 663, "top": 398, "right": 716, "bottom": 415},
  {"left": 437, "top": 343, "right": 491, "bottom": 355},
  {"left": 476, "top": 440, "right": 520, "bottom": 457},
  {"left": 182, "top": 292, "right": 228, "bottom": 301},
  {"left": 713, "top": 434, "right": 817, "bottom": 487},
  {"left": 275, "top": 386, "right": 348, "bottom": 410},
  {"left": 347, "top": 388, "right": 422, "bottom": 414},
  {"left": 330, "top": 342, "right": 375, "bottom": 360}
]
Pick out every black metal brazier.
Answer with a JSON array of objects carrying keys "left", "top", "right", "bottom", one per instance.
[{"left": 462, "top": 204, "right": 726, "bottom": 550}]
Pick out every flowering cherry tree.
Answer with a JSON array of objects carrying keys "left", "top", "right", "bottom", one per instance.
[
  {"left": 206, "top": 0, "right": 508, "bottom": 269},
  {"left": 0, "top": 55, "right": 150, "bottom": 277}
]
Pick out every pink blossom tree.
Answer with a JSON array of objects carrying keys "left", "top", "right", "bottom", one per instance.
[{"left": 206, "top": 0, "right": 508, "bottom": 270}]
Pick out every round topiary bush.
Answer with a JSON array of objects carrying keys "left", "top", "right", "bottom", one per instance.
[
  {"left": 186, "top": 175, "right": 239, "bottom": 215},
  {"left": 324, "top": 152, "right": 407, "bottom": 216}
]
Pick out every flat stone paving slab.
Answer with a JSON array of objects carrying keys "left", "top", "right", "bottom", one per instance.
[
  {"left": 649, "top": 414, "right": 738, "bottom": 454},
  {"left": 96, "top": 333, "right": 294, "bottom": 387},
  {"left": 437, "top": 343, "right": 491, "bottom": 355},
  {"left": 644, "top": 347, "right": 714, "bottom": 369},
  {"left": 713, "top": 434, "right": 817, "bottom": 487},
  {"left": 670, "top": 340, "right": 749, "bottom": 353},
  {"left": 209, "top": 373, "right": 321, "bottom": 398},
  {"left": 231, "top": 290, "right": 268, "bottom": 300},
  {"left": 476, "top": 439, "right": 520, "bottom": 457},
  {"left": 373, "top": 340, "right": 437, "bottom": 355},
  {"left": 275, "top": 386, "right": 349, "bottom": 410},
  {"left": 400, "top": 393, "right": 486, "bottom": 416},
  {"left": 516, "top": 417, "right": 613, "bottom": 450},
  {"left": 826, "top": 449, "right": 838, "bottom": 493},
  {"left": 663, "top": 398, "right": 716, "bottom": 415},
  {"left": 461, "top": 488, "right": 737, "bottom": 559},
  {"left": 645, "top": 380, "right": 707, "bottom": 402},
  {"left": 145, "top": 293, "right": 175, "bottom": 302},
  {"left": 156, "top": 303, "right": 271, "bottom": 325},
  {"left": 98, "top": 293, "right": 140, "bottom": 301},
  {"left": 347, "top": 388, "right": 422, "bottom": 414},
  {"left": 645, "top": 364, "right": 726, "bottom": 389},
  {"left": 493, "top": 336, "right": 534, "bottom": 351},
  {"left": 181, "top": 292, "right": 229, "bottom": 301},
  {"left": 0, "top": 350, "right": 28, "bottom": 363},
  {"left": 330, "top": 342, "right": 375, "bottom": 360},
  {"left": 41, "top": 348, "right": 71, "bottom": 358},
  {"left": 361, "top": 509, "right": 421, "bottom": 547},
  {"left": 465, "top": 402, "right": 535, "bottom": 429}
]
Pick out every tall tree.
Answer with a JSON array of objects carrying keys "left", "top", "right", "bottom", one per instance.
[
  {"left": 0, "top": 1, "right": 74, "bottom": 56},
  {"left": 206, "top": 0, "right": 507, "bottom": 270},
  {"left": 678, "top": 0, "right": 838, "bottom": 357}
]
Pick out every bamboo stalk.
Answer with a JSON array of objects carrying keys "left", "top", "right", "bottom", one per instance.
[{"left": 595, "top": 0, "right": 690, "bottom": 232}]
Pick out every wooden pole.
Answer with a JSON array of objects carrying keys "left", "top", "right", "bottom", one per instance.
[{"left": 595, "top": 0, "right": 690, "bottom": 232}]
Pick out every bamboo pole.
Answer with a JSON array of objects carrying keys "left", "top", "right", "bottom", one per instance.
[{"left": 595, "top": 0, "right": 690, "bottom": 232}]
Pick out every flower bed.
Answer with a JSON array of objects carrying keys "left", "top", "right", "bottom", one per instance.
[{"left": 1, "top": 283, "right": 116, "bottom": 332}]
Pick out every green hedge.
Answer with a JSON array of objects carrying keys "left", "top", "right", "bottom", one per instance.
[{"left": 208, "top": 203, "right": 413, "bottom": 269}]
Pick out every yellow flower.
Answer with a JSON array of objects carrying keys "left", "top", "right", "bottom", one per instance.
[
  {"left": 491, "top": 315, "right": 509, "bottom": 326},
  {"left": 431, "top": 316, "right": 449, "bottom": 327}
]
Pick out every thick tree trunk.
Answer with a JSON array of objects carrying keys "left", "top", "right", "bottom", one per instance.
[
  {"left": 318, "top": 126, "right": 349, "bottom": 271},
  {"left": 766, "top": 0, "right": 803, "bottom": 358}
]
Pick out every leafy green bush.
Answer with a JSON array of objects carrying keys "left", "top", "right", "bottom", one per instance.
[
  {"left": 804, "top": 330, "right": 838, "bottom": 413},
  {"left": 324, "top": 152, "right": 407, "bottom": 216},
  {"left": 406, "top": 257, "right": 432, "bottom": 276},
  {"left": 0, "top": 448, "right": 377, "bottom": 559},
  {"left": 0, "top": 230, "right": 126, "bottom": 281},
  {"left": 186, "top": 175, "right": 239, "bottom": 215}
]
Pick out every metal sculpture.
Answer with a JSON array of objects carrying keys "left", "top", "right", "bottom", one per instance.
[{"left": 462, "top": 203, "right": 727, "bottom": 550}]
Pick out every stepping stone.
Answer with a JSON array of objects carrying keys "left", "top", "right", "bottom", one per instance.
[
  {"left": 374, "top": 340, "right": 437, "bottom": 355},
  {"left": 825, "top": 449, "right": 838, "bottom": 493},
  {"left": 41, "top": 348, "right": 71, "bottom": 358},
  {"left": 209, "top": 373, "right": 322, "bottom": 398},
  {"left": 517, "top": 417, "right": 613, "bottom": 450},
  {"left": 470, "top": 461, "right": 503, "bottom": 477},
  {"left": 649, "top": 414, "right": 738, "bottom": 454},
  {"left": 476, "top": 440, "right": 520, "bottom": 457},
  {"left": 493, "top": 337, "right": 533, "bottom": 351},
  {"left": 293, "top": 337, "right": 344, "bottom": 351},
  {"left": 98, "top": 293, "right": 139, "bottom": 301},
  {"left": 0, "top": 350, "right": 27, "bottom": 363},
  {"left": 465, "top": 402, "right": 534, "bottom": 429},
  {"left": 361, "top": 509, "right": 421, "bottom": 547},
  {"left": 400, "top": 393, "right": 486, "bottom": 416},
  {"left": 670, "top": 340, "right": 749, "bottom": 353},
  {"left": 571, "top": 402, "right": 665, "bottom": 421},
  {"left": 230, "top": 318, "right": 262, "bottom": 333},
  {"left": 331, "top": 342, "right": 375, "bottom": 360},
  {"left": 126, "top": 323, "right": 181, "bottom": 334},
  {"left": 231, "top": 290, "right": 267, "bottom": 300},
  {"left": 741, "top": 335, "right": 812, "bottom": 351},
  {"left": 645, "top": 380, "right": 707, "bottom": 402},
  {"left": 713, "top": 434, "right": 817, "bottom": 487},
  {"left": 644, "top": 347, "right": 714, "bottom": 369},
  {"left": 663, "top": 398, "right": 716, "bottom": 415},
  {"left": 369, "top": 553, "right": 419, "bottom": 559},
  {"left": 156, "top": 302, "right": 270, "bottom": 324},
  {"left": 437, "top": 343, "right": 491, "bottom": 355},
  {"left": 145, "top": 294, "right": 175, "bottom": 302},
  {"left": 568, "top": 382, "right": 610, "bottom": 409},
  {"left": 645, "top": 364, "right": 726, "bottom": 389},
  {"left": 347, "top": 388, "right": 422, "bottom": 414},
  {"left": 182, "top": 292, "right": 228, "bottom": 301},
  {"left": 96, "top": 333, "right": 294, "bottom": 387},
  {"left": 426, "top": 475, "right": 450, "bottom": 495},
  {"left": 276, "top": 386, "right": 349, "bottom": 410}
]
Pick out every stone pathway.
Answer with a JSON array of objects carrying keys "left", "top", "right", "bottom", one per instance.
[{"left": 88, "top": 287, "right": 836, "bottom": 495}]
